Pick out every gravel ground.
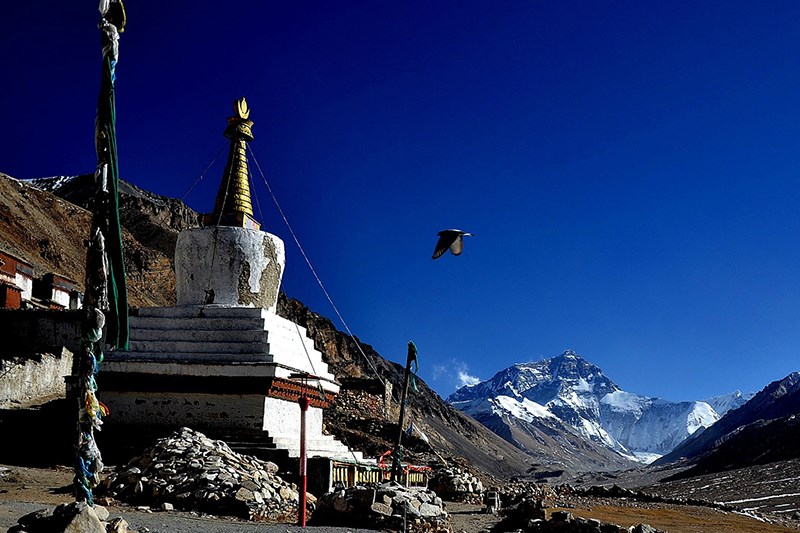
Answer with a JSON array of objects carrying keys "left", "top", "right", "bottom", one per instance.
[
  {"left": 0, "top": 464, "right": 383, "bottom": 533},
  {"left": 0, "top": 501, "right": 380, "bottom": 533}
]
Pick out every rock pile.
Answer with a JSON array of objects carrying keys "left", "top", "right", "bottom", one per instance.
[
  {"left": 500, "top": 496, "right": 665, "bottom": 533},
  {"left": 312, "top": 481, "right": 448, "bottom": 531},
  {"left": 503, "top": 481, "right": 556, "bottom": 502},
  {"left": 500, "top": 498, "right": 664, "bottom": 533},
  {"left": 100, "top": 427, "right": 300, "bottom": 521},
  {"left": 428, "top": 467, "right": 483, "bottom": 502}
]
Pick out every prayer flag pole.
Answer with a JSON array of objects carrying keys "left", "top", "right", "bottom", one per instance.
[
  {"left": 74, "top": 0, "right": 129, "bottom": 504},
  {"left": 390, "top": 341, "right": 417, "bottom": 484}
]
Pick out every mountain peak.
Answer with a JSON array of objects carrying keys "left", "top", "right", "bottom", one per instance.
[
  {"left": 449, "top": 351, "right": 722, "bottom": 462},
  {"left": 451, "top": 351, "right": 618, "bottom": 407}
]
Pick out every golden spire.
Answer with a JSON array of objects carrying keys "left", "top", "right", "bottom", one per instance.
[{"left": 204, "top": 97, "right": 260, "bottom": 229}]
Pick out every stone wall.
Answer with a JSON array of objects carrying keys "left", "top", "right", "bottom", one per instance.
[
  {"left": 0, "top": 309, "right": 82, "bottom": 356},
  {"left": 334, "top": 388, "right": 389, "bottom": 421},
  {"left": 0, "top": 347, "right": 73, "bottom": 408}
]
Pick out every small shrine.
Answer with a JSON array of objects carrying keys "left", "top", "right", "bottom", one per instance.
[{"left": 102, "top": 98, "right": 365, "bottom": 467}]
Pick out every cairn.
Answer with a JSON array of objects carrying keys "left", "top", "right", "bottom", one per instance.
[
  {"left": 100, "top": 427, "right": 301, "bottom": 521},
  {"left": 428, "top": 467, "right": 484, "bottom": 503}
]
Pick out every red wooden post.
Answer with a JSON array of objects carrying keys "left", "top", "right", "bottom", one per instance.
[{"left": 298, "top": 394, "right": 310, "bottom": 527}]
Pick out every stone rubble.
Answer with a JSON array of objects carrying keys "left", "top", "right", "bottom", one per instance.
[
  {"left": 7, "top": 501, "right": 108, "bottom": 533},
  {"left": 312, "top": 481, "right": 449, "bottom": 531},
  {"left": 428, "top": 466, "right": 484, "bottom": 503},
  {"left": 99, "top": 427, "right": 300, "bottom": 521},
  {"left": 500, "top": 494, "right": 666, "bottom": 533}
]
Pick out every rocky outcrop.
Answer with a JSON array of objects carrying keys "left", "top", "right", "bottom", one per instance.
[
  {"left": 0, "top": 173, "right": 178, "bottom": 307},
  {"left": 100, "top": 427, "right": 300, "bottom": 521}
]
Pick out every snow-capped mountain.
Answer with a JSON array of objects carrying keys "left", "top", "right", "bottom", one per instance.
[
  {"left": 26, "top": 175, "right": 78, "bottom": 192},
  {"left": 702, "top": 390, "right": 754, "bottom": 417},
  {"left": 448, "top": 350, "right": 721, "bottom": 463}
]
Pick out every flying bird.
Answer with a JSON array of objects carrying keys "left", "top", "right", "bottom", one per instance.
[{"left": 432, "top": 229, "right": 473, "bottom": 259}]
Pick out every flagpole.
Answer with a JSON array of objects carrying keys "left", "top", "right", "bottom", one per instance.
[
  {"left": 391, "top": 341, "right": 417, "bottom": 484},
  {"left": 74, "top": 0, "right": 128, "bottom": 504}
]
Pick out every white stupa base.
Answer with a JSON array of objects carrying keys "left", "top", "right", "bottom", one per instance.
[{"left": 175, "top": 227, "right": 285, "bottom": 313}]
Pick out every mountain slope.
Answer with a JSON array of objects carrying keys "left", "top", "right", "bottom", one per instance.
[
  {"left": 0, "top": 172, "right": 178, "bottom": 307},
  {"left": 656, "top": 372, "right": 800, "bottom": 472},
  {"left": 449, "top": 350, "right": 720, "bottom": 463}
]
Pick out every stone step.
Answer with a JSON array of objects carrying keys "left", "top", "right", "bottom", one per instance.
[
  {"left": 137, "top": 306, "right": 269, "bottom": 319},
  {"left": 263, "top": 315, "right": 310, "bottom": 338},
  {"left": 105, "top": 351, "right": 273, "bottom": 363},
  {"left": 209, "top": 430, "right": 366, "bottom": 463},
  {"left": 276, "top": 445, "right": 365, "bottom": 461},
  {"left": 128, "top": 339, "right": 268, "bottom": 355},
  {"left": 266, "top": 336, "right": 320, "bottom": 358},
  {"left": 229, "top": 444, "right": 280, "bottom": 455},
  {"left": 131, "top": 316, "right": 265, "bottom": 331},
  {"left": 262, "top": 325, "right": 314, "bottom": 343},
  {"left": 129, "top": 324, "right": 318, "bottom": 352},
  {"left": 297, "top": 449, "right": 366, "bottom": 462},
  {"left": 132, "top": 328, "right": 268, "bottom": 344},
  {"left": 270, "top": 436, "right": 357, "bottom": 455},
  {"left": 236, "top": 448, "right": 289, "bottom": 465},
  {"left": 213, "top": 433, "right": 366, "bottom": 462}
]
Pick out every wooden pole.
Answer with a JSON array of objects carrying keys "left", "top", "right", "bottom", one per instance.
[
  {"left": 298, "top": 394, "right": 310, "bottom": 527},
  {"left": 290, "top": 372, "right": 322, "bottom": 527},
  {"left": 391, "top": 341, "right": 416, "bottom": 484}
]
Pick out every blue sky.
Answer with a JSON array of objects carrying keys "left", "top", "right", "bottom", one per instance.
[{"left": 3, "top": 1, "right": 800, "bottom": 402}]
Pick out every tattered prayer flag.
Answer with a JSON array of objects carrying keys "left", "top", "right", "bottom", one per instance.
[
  {"left": 94, "top": 0, "right": 129, "bottom": 349},
  {"left": 408, "top": 340, "right": 419, "bottom": 392},
  {"left": 406, "top": 422, "right": 430, "bottom": 444}
]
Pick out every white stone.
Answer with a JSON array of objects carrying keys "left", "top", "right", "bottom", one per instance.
[{"left": 92, "top": 504, "right": 109, "bottom": 521}]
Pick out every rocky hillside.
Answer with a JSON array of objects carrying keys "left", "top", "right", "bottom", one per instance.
[
  {"left": 30, "top": 174, "right": 200, "bottom": 262},
  {"left": 0, "top": 173, "right": 179, "bottom": 307}
]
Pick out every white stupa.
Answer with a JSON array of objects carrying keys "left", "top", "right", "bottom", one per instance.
[{"left": 102, "top": 98, "right": 362, "bottom": 462}]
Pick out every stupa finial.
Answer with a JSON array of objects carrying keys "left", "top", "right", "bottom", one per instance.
[{"left": 204, "top": 97, "right": 259, "bottom": 229}]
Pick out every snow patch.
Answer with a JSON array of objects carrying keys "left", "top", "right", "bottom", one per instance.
[{"left": 491, "top": 395, "right": 555, "bottom": 422}]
